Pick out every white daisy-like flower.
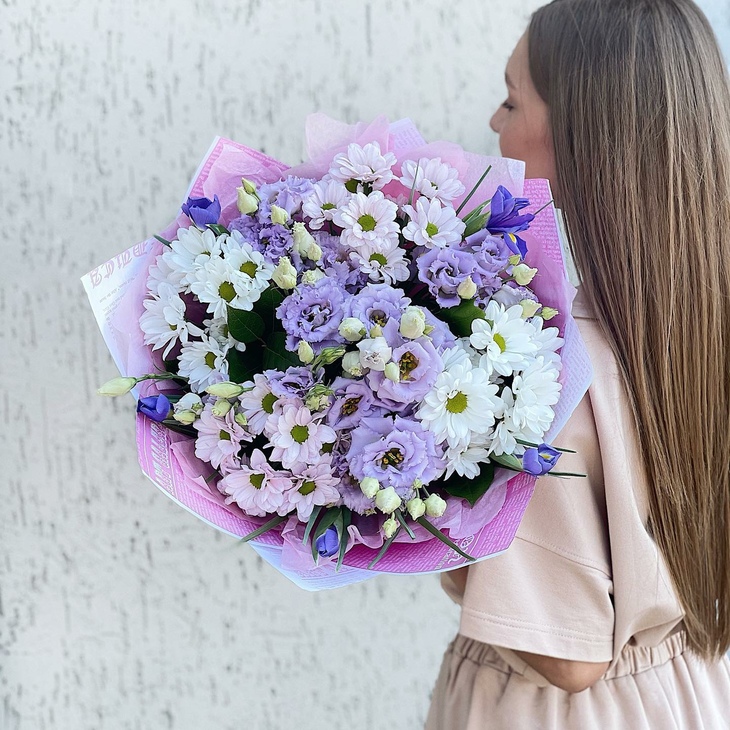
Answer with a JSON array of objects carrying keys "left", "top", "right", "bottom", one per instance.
[
  {"left": 268, "top": 404, "right": 337, "bottom": 470},
  {"left": 165, "top": 226, "right": 223, "bottom": 291},
  {"left": 334, "top": 190, "right": 400, "bottom": 252},
  {"left": 283, "top": 458, "right": 341, "bottom": 522},
  {"left": 444, "top": 433, "right": 492, "bottom": 479},
  {"left": 402, "top": 197, "right": 465, "bottom": 249},
  {"left": 399, "top": 157, "right": 466, "bottom": 202},
  {"left": 510, "top": 356, "right": 562, "bottom": 437},
  {"left": 470, "top": 301, "right": 539, "bottom": 377},
  {"left": 238, "top": 373, "right": 279, "bottom": 435},
  {"left": 418, "top": 358, "right": 501, "bottom": 449},
  {"left": 302, "top": 178, "right": 351, "bottom": 229},
  {"left": 177, "top": 334, "right": 230, "bottom": 393},
  {"left": 329, "top": 141, "right": 397, "bottom": 191},
  {"left": 349, "top": 242, "right": 410, "bottom": 284},
  {"left": 148, "top": 252, "right": 185, "bottom": 295},
  {"left": 529, "top": 316, "right": 564, "bottom": 367},
  {"left": 190, "top": 246, "right": 273, "bottom": 319},
  {"left": 139, "top": 282, "right": 204, "bottom": 359},
  {"left": 194, "top": 402, "right": 250, "bottom": 474},
  {"left": 205, "top": 317, "right": 246, "bottom": 353}
]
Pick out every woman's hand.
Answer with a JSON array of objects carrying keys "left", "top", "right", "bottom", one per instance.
[{"left": 514, "top": 650, "right": 610, "bottom": 693}]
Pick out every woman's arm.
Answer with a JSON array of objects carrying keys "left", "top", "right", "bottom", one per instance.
[{"left": 514, "top": 650, "right": 610, "bottom": 693}]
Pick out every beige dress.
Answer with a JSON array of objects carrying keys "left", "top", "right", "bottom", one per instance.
[{"left": 425, "top": 288, "right": 730, "bottom": 729}]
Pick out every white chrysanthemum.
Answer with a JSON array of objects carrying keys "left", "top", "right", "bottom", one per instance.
[
  {"left": 148, "top": 252, "right": 185, "bottom": 294},
  {"left": 302, "top": 178, "right": 351, "bottom": 229},
  {"left": 349, "top": 242, "right": 410, "bottom": 284},
  {"left": 205, "top": 317, "right": 246, "bottom": 353},
  {"left": 177, "top": 334, "right": 230, "bottom": 393},
  {"left": 329, "top": 141, "right": 397, "bottom": 191},
  {"left": 444, "top": 433, "right": 492, "bottom": 479},
  {"left": 190, "top": 247, "right": 273, "bottom": 319},
  {"left": 402, "top": 196, "right": 465, "bottom": 249},
  {"left": 400, "top": 157, "right": 465, "bottom": 202},
  {"left": 139, "top": 283, "right": 204, "bottom": 359},
  {"left": 529, "top": 316, "right": 564, "bottom": 367},
  {"left": 470, "top": 301, "right": 539, "bottom": 376},
  {"left": 510, "top": 356, "right": 562, "bottom": 436},
  {"left": 334, "top": 190, "right": 400, "bottom": 251},
  {"left": 165, "top": 227, "right": 223, "bottom": 290},
  {"left": 418, "top": 358, "right": 501, "bottom": 449}
]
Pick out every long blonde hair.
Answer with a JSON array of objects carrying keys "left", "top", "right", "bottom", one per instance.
[{"left": 528, "top": 0, "right": 730, "bottom": 659}]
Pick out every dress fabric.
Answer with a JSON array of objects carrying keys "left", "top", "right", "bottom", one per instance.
[{"left": 425, "top": 287, "right": 730, "bottom": 729}]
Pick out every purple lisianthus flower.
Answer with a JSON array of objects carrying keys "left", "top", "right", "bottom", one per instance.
[
  {"left": 182, "top": 195, "right": 221, "bottom": 229},
  {"left": 315, "top": 525, "right": 340, "bottom": 557},
  {"left": 137, "top": 393, "right": 172, "bottom": 422},
  {"left": 337, "top": 474, "right": 377, "bottom": 515},
  {"left": 259, "top": 176, "right": 316, "bottom": 217},
  {"left": 486, "top": 186, "right": 534, "bottom": 258},
  {"left": 257, "top": 223, "right": 295, "bottom": 263},
  {"left": 327, "top": 377, "right": 386, "bottom": 430},
  {"left": 229, "top": 214, "right": 262, "bottom": 246},
  {"left": 277, "top": 277, "right": 351, "bottom": 353},
  {"left": 367, "top": 338, "right": 443, "bottom": 408},
  {"left": 348, "top": 283, "right": 411, "bottom": 331},
  {"left": 489, "top": 281, "right": 539, "bottom": 308},
  {"left": 416, "top": 246, "right": 476, "bottom": 308},
  {"left": 347, "top": 416, "right": 446, "bottom": 498},
  {"left": 266, "top": 366, "right": 318, "bottom": 400},
  {"left": 317, "top": 232, "right": 369, "bottom": 291},
  {"left": 522, "top": 444, "right": 561, "bottom": 475}
]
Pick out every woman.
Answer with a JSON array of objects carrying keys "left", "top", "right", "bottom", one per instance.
[{"left": 425, "top": 0, "right": 730, "bottom": 727}]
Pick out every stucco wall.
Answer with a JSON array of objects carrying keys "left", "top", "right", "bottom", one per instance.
[{"left": 1, "top": 1, "right": 727, "bottom": 728}]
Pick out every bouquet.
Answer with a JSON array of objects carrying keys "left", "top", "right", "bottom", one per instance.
[{"left": 85, "top": 115, "right": 591, "bottom": 590}]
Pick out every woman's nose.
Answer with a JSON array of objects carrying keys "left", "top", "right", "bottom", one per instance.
[{"left": 490, "top": 108, "right": 503, "bottom": 135}]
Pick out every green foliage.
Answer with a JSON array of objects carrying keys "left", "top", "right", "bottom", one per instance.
[
  {"left": 435, "top": 299, "right": 486, "bottom": 337},
  {"left": 441, "top": 461, "right": 495, "bottom": 507},
  {"left": 227, "top": 306, "right": 265, "bottom": 344}
]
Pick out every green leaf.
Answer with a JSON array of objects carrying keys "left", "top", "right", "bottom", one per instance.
[
  {"left": 263, "top": 331, "right": 300, "bottom": 370},
  {"left": 310, "top": 507, "right": 343, "bottom": 563},
  {"left": 239, "top": 514, "right": 287, "bottom": 543},
  {"left": 227, "top": 306, "right": 265, "bottom": 344},
  {"left": 207, "top": 223, "right": 230, "bottom": 236},
  {"left": 415, "top": 517, "right": 476, "bottom": 561},
  {"left": 394, "top": 510, "right": 416, "bottom": 540},
  {"left": 490, "top": 453, "right": 523, "bottom": 472},
  {"left": 367, "top": 527, "right": 402, "bottom": 569},
  {"left": 463, "top": 213, "right": 489, "bottom": 238},
  {"left": 441, "top": 461, "right": 495, "bottom": 507},
  {"left": 226, "top": 346, "right": 263, "bottom": 384},
  {"left": 435, "top": 299, "right": 486, "bottom": 337},
  {"left": 336, "top": 508, "right": 352, "bottom": 571},
  {"left": 456, "top": 164, "right": 492, "bottom": 216},
  {"left": 154, "top": 234, "right": 172, "bottom": 247},
  {"left": 302, "top": 505, "right": 323, "bottom": 545}
]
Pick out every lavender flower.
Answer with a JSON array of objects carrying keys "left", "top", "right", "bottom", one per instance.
[
  {"left": 182, "top": 195, "right": 221, "bottom": 228},
  {"left": 348, "top": 283, "right": 411, "bottom": 331},
  {"left": 277, "top": 278, "right": 351, "bottom": 353},
  {"left": 416, "top": 247, "right": 476, "bottom": 308},
  {"left": 522, "top": 444, "right": 561, "bottom": 475},
  {"left": 266, "top": 366, "right": 318, "bottom": 400},
  {"left": 327, "top": 377, "right": 385, "bottom": 430},
  {"left": 337, "top": 474, "right": 377, "bottom": 515},
  {"left": 259, "top": 176, "right": 316, "bottom": 217},
  {"left": 347, "top": 416, "right": 446, "bottom": 498},
  {"left": 137, "top": 394, "right": 171, "bottom": 422},
  {"left": 257, "top": 223, "right": 295, "bottom": 263}
]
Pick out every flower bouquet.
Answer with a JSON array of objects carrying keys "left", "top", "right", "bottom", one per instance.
[{"left": 84, "top": 115, "right": 591, "bottom": 590}]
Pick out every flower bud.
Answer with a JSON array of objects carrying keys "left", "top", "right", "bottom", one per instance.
[
  {"left": 297, "top": 340, "right": 315, "bottom": 364},
  {"left": 399, "top": 306, "right": 426, "bottom": 339},
  {"left": 508, "top": 254, "right": 522, "bottom": 267},
  {"left": 173, "top": 409, "right": 197, "bottom": 425},
  {"left": 272, "top": 256, "right": 297, "bottom": 289},
  {"left": 305, "top": 384, "right": 333, "bottom": 412},
  {"left": 175, "top": 392, "right": 204, "bottom": 414},
  {"left": 301, "top": 268, "right": 326, "bottom": 285},
  {"left": 205, "top": 381, "right": 245, "bottom": 398},
  {"left": 512, "top": 263, "right": 538, "bottom": 286},
  {"left": 457, "top": 276, "right": 478, "bottom": 300},
  {"left": 541, "top": 306, "right": 559, "bottom": 321},
  {"left": 360, "top": 477, "right": 380, "bottom": 499},
  {"left": 292, "top": 222, "right": 320, "bottom": 260},
  {"left": 236, "top": 187, "right": 259, "bottom": 215},
  {"left": 316, "top": 345, "right": 347, "bottom": 366},
  {"left": 384, "top": 361, "right": 400, "bottom": 383},
  {"left": 97, "top": 376, "right": 137, "bottom": 397},
  {"left": 240, "top": 177, "right": 258, "bottom": 195},
  {"left": 406, "top": 497, "right": 426, "bottom": 521},
  {"left": 211, "top": 399, "right": 232, "bottom": 417},
  {"left": 338, "top": 317, "right": 366, "bottom": 342},
  {"left": 270, "top": 205, "right": 289, "bottom": 226},
  {"left": 424, "top": 493, "right": 447, "bottom": 518},
  {"left": 306, "top": 241, "right": 322, "bottom": 262},
  {"left": 375, "top": 486, "right": 402, "bottom": 514},
  {"left": 342, "top": 351, "right": 364, "bottom": 376},
  {"left": 519, "top": 299, "right": 541, "bottom": 318},
  {"left": 382, "top": 516, "right": 398, "bottom": 539},
  {"left": 234, "top": 412, "right": 248, "bottom": 427},
  {"left": 369, "top": 324, "right": 383, "bottom": 338}
]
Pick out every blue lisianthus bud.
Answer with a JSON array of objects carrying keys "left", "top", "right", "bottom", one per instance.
[
  {"left": 522, "top": 444, "right": 561, "bottom": 475},
  {"left": 181, "top": 195, "right": 221, "bottom": 228},
  {"left": 315, "top": 525, "right": 340, "bottom": 557},
  {"left": 137, "top": 394, "right": 172, "bottom": 422}
]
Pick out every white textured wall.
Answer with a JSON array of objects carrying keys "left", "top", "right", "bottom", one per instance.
[{"left": 2, "top": 1, "right": 727, "bottom": 729}]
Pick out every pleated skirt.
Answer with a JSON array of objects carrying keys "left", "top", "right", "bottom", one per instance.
[{"left": 425, "top": 633, "right": 730, "bottom": 730}]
